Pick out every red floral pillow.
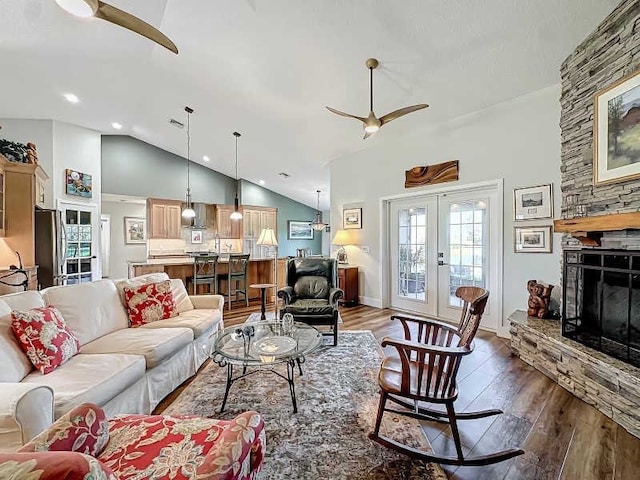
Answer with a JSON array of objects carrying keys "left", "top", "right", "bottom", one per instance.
[
  {"left": 11, "top": 307, "right": 80, "bottom": 374},
  {"left": 0, "top": 452, "right": 117, "bottom": 480},
  {"left": 123, "top": 280, "right": 177, "bottom": 327}
]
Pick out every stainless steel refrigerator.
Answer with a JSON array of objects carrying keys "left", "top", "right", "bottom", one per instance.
[{"left": 35, "top": 209, "right": 67, "bottom": 288}]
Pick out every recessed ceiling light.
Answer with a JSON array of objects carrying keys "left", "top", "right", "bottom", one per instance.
[
  {"left": 203, "top": 155, "right": 210, "bottom": 162},
  {"left": 63, "top": 93, "right": 80, "bottom": 104},
  {"left": 112, "top": 122, "right": 123, "bottom": 130},
  {"left": 259, "top": 180, "right": 265, "bottom": 185}
]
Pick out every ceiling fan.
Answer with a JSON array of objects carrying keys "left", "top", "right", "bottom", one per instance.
[
  {"left": 326, "top": 58, "right": 428, "bottom": 139},
  {"left": 54, "top": 0, "right": 178, "bottom": 54}
]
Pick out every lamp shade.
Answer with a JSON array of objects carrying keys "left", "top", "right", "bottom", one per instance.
[
  {"left": 256, "top": 228, "right": 278, "bottom": 246},
  {"left": 331, "top": 229, "right": 352, "bottom": 246}
]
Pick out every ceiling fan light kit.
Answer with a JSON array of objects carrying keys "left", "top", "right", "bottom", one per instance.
[
  {"left": 326, "top": 58, "right": 428, "bottom": 139},
  {"left": 54, "top": 0, "right": 178, "bottom": 54}
]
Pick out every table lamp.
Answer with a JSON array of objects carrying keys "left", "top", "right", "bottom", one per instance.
[
  {"left": 257, "top": 228, "right": 279, "bottom": 316},
  {"left": 331, "top": 229, "right": 351, "bottom": 265}
]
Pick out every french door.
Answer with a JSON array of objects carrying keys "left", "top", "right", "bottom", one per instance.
[
  {"left": 389, "top": 187, "right": 500, "bottom": 331},
  {"left": 58, "top": 201, "right": 100, "bottom": 284}
]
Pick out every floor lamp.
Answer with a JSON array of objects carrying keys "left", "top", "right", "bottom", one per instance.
[{"left": 257, "top": 228, "right": 279, "bottom": 318}]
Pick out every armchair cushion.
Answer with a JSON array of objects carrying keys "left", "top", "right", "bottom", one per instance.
[
  {"left": 293, "top": 276, "right": 330, "bottom": 299},
  {"left": 284, "top": 299, "right": 334, "bottom": 316},
  {"left": 0, "top": 451, "right": 117, "bottom": 480},
  {"left": 277, "top": 286, "right": 295, "bottom": 304},
  {"left": 20, "top": 403, "right": 109, "bottom": 456}
]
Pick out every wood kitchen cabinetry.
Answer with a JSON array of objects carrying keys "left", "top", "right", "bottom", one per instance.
[
  {"left": 215, "top": 205, "right": 241, "bottom": 239},
  {"left": 338, "top": 266, "right": 359, "bottom": 306},
  {"left": 147, "top": 198, "right": 183, "bottom": 239},
  {"left": 242, "top": 206, "right": 277, "bottom": 257}
]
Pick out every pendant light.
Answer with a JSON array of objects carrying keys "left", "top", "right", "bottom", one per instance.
[
  {"left": 310, "top": 190, "right": 328, "bottom": 231},
  {"left": 181, "top": 106, "right": 196, "bottom": 219},
  {"left": 230, "top": 131, "right": 243, "bottom": 221}
]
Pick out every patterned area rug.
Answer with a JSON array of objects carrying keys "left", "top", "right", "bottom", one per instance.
[{"left": 167, "top": 331, "right": 446, "bottom": 480}]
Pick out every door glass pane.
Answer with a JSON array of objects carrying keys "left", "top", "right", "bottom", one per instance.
[
  {"left": 397, "top": 207, "right": 427, "bottom": 300},
  {"left": 63, "top": 208, "right": 94, "bottom": 284},
  {"left": 448, "top": 201, "right": 487, "bottom": 307}
]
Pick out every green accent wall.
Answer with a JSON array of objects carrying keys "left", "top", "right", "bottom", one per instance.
[{"left": 240, "top": 180, "right": 324, "bottom": 257}]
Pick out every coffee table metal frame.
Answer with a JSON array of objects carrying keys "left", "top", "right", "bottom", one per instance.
[{"left": 211, "top": 321, "right": 322, "bottom": 413}]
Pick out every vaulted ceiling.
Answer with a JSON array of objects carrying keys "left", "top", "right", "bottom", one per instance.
[{"left": 0, "top": 0, "right": 619, "bottom": 209}]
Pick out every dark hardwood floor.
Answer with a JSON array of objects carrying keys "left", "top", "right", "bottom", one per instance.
[{"left": 156, "top": 300, "right": 640, "bottom": 480}]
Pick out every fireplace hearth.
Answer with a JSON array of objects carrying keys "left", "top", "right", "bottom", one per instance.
[{"left": 563, "top": 249, "right": 640, "bottom": 367}]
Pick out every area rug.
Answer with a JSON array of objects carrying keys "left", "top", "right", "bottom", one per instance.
[{"left": 166, "top": 331, "right": 446, "bottom": 480}]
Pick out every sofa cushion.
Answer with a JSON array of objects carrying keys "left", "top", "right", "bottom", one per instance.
[
  {"left": 170, "top": 279, "right": 194, "bottom": 313},
  {"left": 0, "top": 300, "right": 33, "bottom": 382},
  {"left": 0, "top": 451, "right": 117, "bottom": 480},
  {"left": 294, "top": 276, "right": 330, "bottom": 299},
  {"left": 123, "top": 280, "right": 177, "bottom": 327},
  {"left": 42, "top": 281, "right": 129, "bottom": 346},
  {"left": 0, "top": 290, "right": 46, "bottom": 311},
  {"left": 22, "top": 353, "right": 146, "bottom": 418},
  {"left": 81, "top": 328, "right": 193, "bottom": 369},
  {"left": 11, "top": 307, "right": 80, "bottom": 374},
  {"left": 140, "top": 309, "right": 220, "bottom": 339}
]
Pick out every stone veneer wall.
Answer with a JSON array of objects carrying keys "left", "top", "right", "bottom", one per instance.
[{"left": 560, "top": 0, "right": 640, "bottom": 244}]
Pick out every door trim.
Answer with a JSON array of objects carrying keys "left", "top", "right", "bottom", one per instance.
[{"left": 379, "top": 179, "right": 503, "bottom": 331}]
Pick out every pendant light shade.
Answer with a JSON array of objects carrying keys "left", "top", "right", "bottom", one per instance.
[
  {"left": 310, "top": 190, "right": 328, "bottom": 231},
  {"left": 182, "top": 107, "right": 196, "bottom": 219},
  {"left": 230, "top": 131, "right": 243, "bottom": 221}
]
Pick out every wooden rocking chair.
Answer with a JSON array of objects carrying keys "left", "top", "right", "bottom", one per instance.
[{"left": 369, "top": 287, "right": 524, "bottom": 466}]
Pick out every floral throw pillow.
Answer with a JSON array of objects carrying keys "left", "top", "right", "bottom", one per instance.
[
  {"left": 11, "top": 307, "right": 80, "bottom": 374},
  {"left": 123, "top": 280, "right": 177, "bottom": 327},
  {"left": 0, "top": 452, "right": 117, "bottom": 480}
]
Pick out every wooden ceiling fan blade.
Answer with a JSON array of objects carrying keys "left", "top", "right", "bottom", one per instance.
[
  {"left": 326, "top": 106, "right": 366, "bottom": 123},
  {"left": 95, "top": 1, "right": 178, "bottom": 54},
  {"left": 379, "top": 104, "right": 429, "bottom": 126}
]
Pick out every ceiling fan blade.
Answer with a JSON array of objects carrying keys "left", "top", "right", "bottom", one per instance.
[
  {"left": 95, "top": 1, "right": 178, "bottom": 54},
  {"left": 379, "top": 104, "right": 429, "bottom": 126},
  {"left": 326, "top": 106, "right": 366, "bottom": 123}
]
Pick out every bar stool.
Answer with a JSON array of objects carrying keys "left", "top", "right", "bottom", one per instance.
[
  {"left": 219, "top": 253, "right": 250, "bottom": 311},
  {"left": 187, "top": 254, "right": 219, "bottom": 294}
]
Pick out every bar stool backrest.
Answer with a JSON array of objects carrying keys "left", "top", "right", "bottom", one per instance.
[
  {"left": 194, "top": 254, "right": 219, "bottom": 280},
  {"left": 228, "top": 254, "right": 250, "bottom": 278}
]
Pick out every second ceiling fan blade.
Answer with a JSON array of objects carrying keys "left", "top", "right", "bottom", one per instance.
[
  {"left": 95, "top": 1, "right": 178, "bottom": 54},
  {"left": 326, "top": 106, "right": 366, "bottom": 123},
  {"left": 379, "top": 104, "right": 429, "bottom": 126}
]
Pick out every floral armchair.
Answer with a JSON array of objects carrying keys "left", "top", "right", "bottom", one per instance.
[{"left": 0, "top": 403, "right": 265, "bottom": 480}]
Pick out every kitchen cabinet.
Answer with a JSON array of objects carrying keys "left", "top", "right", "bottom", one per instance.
[
  {"left": 243, "top": 208, "right": 262, "bottom": 238},
  {"left": 338, "top": 265, "right": 359, "bottom": 306},
  {"left": 147, "top": 198, "right": 183, "bottom": 239},
  {"left": 242, "top": 206, "right": 278, "bottom": 257},
  {"left": 215, "top": 205, "right": 241, "bottom": 238}
]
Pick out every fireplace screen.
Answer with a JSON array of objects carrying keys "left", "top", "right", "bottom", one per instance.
[{"left": 563, "top": 249, "right": 640, "bottom": 367}]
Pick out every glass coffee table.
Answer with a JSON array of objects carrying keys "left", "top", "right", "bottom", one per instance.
[{"left": 210, "top": 321, "right": 322, "bottom": 413}]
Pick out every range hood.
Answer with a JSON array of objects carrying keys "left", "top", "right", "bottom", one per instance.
[{"left": 182, "top": 202, "right": 212, "bottom": 229}]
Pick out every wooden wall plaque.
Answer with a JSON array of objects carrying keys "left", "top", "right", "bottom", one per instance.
[{"left": 405, "top": 160, "right": 459, "bottom": 188}]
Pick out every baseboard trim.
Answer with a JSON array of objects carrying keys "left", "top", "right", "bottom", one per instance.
[
  {"left": 359, "top": 296, "right": 382, "bottom": 308},
  {"left": 497, "top": 325, "right": 511, "bottom": 339}
]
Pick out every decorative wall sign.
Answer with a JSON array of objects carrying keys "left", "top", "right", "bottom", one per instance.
[
  {"left": 514, "top": 226, "right": 553, "bottom": 253},
  {"left": 594, "top": 69, "right": 640, "bottom": 185},
  {"left": 65, "top": 169, "right": 93, "bottom": 198},
  {"left": 288, "top": 220, "right": 314, "bottom": 240},
  {"left": 191, "top": 230, "right": 203, "bottom": 244},
  {"left": 343, "top": 208, "right": 362, "bottom": 229},
  {"left": 124, "top": 217, "right": 146, "bottom": 244},
  {"left": 404, "top": 160, "right": 459, "bottom": 188},
  {"left": 513, "top": 184, "right": 552, "bottom": 220}
]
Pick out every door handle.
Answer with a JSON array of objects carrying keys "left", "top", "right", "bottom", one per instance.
[{"left": 438, "top": 260, "right": 448, "bottom": 266}]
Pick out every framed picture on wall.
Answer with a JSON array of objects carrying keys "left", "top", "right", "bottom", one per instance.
[
  {"left": 514, "top": 226, "right": 552, "bottom": 253},
  {"left": 343, "top": 208, "right": 362, "bottom": 229},
  {"left": 288, "top": 220, "right": 314, "bottom": 240},
  {"left": 65, "top": 169, "right": 93, "bottom": 198},
  {"left": 124, "top": 217, "right": 146, "bottom": 244},
  {"left": 513, "top": 184, "right": 552, "bottom": 220},
  {"left": 594, "top": 69, "right": 640, "bottom": 185},
  {"left": 191, "top": 230, "right": 203, "bottom": 244}
]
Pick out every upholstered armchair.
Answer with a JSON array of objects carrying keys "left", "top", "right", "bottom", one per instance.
[
  {"left": 0, "top": 402, "right": 265, "bottom": 480},
  {"left": 277, "top": 257, "right": 343, "bottom": 345}
]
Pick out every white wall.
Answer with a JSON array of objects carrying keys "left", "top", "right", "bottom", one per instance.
[
  {"left": 329, "top": 85, "right": 562, "bottom": 335},
  {"left": 101, "top": 200, "right": 146, "bottom": 279}
]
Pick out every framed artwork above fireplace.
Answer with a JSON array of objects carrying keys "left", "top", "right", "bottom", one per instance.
[{"left": 594, "top": 69, "right": 640, "bottom": 185}]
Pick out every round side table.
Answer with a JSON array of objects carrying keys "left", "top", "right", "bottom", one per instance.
[{"left": 250, "top": 283, "right": 277, "bottom": 320}]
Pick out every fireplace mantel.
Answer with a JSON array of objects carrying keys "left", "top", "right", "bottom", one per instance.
[{"left": 553, "top": 212, "right": 640, "bottom": 246}]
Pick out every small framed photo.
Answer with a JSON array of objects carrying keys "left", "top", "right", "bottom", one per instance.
[
  {"left": 513, "top": 184, "right": 552, "bottom": 220},
  {"left": 124, "top": 217, "right": 146, "bottom": 244},
  {"left": 65, "top": 169, "right": 93, "bottom": 198},
  {"left": 514, "top": 226, "right": 553, "bottom": 253},
  {"left": 191, "top": 230, "right": 203, "bottom": 244},
  {"left": 343, "top": 208, "right": 362, "bottom": 229},
  {"left": 288, "top": 220, "right": 314, "bottom": 240}
]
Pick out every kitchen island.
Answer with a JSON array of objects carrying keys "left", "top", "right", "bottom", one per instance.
[{"left": 127, "top": 257, "right": 284, "bottom": 300}]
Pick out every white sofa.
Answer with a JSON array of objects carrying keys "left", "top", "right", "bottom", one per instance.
[{"left": 0, "top": 273, "right": 224, "bottom": 452}]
